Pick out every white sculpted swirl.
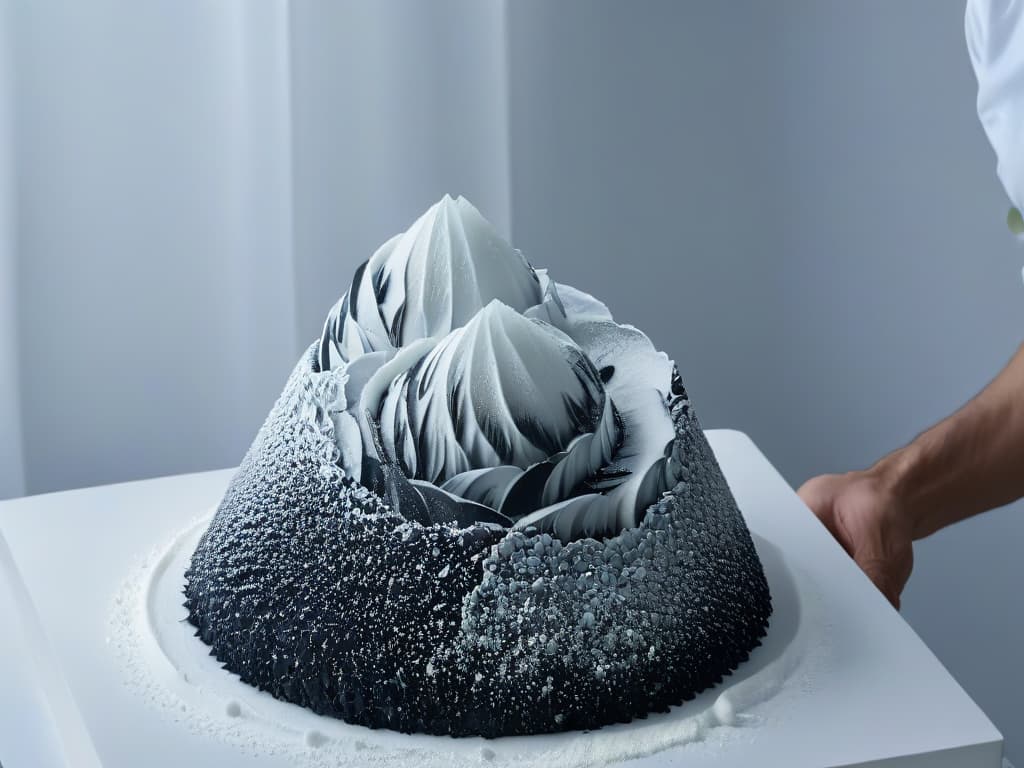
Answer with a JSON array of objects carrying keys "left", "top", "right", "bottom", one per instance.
[{"left": 318, "top": 195, "right": 686, "bottom": 541}]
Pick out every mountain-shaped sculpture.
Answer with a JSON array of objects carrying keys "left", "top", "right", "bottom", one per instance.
[{"left": 184, "top": 195, "right": 772, "bottom": 737}]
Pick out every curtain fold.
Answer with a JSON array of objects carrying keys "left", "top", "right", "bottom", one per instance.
[
  {"left": 6, "top": 0, "right": 303, "bottom": 494},
  {"left": 1, "top": 0, "right": 513, "bottom": 497},
  {"left": 0, "top": 0, "right": 26, "bottom": 500}
]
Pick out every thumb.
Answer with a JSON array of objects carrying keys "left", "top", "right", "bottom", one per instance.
[
  {"left": 796, "top": 477, "right": 831, "bottom": 512},
  {"left": 797, "top": 476, "right": 849, "bottom": 553}
]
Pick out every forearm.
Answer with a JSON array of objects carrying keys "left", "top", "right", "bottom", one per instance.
[{"left": 871, "top": 342, "right": 1024, "bottom": 539}]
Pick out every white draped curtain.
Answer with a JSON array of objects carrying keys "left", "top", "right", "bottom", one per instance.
[
  {"left": 1, "top": 0, "right": 1020, "bottom": 510},
  {"left": 0, "top": 0, "right": 512, "bottom": 498},
  {"left": 1, "top": 0, "right": 22, "bottom": 499}
]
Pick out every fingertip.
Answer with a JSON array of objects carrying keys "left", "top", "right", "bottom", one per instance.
[
  {"left": 861, "top": 564, "right": 901, "bottom": 610},
  {"left": 883, "top": 586, "right": 901, "bottom": 611},
  {"left": 796, "top": 478, "right": 819, "bottom": 505},
  {"left": 796, "top": 474, "right": 835, "bottom": 517}
]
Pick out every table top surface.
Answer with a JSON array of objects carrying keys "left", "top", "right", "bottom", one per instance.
[{"left": 0, "top": 430, "right": 1004, "bottom": 768}]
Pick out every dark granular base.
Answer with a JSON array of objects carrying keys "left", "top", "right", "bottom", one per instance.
[{"left": 184, "top": 346, "right": 771, "bottom": 738}]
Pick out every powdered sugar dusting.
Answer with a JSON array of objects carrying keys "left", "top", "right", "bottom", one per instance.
[{"left": 108, "top": 514, "right": 826, "bottom": 768}]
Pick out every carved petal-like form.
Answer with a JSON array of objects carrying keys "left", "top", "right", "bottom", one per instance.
[
  {"left": 372, "top": 301, "right": 607, "bottom": 479},
  {"left": 515, "top": 318, "right": 682, "bottom": 536},
  {"left": 316, "top": 196, "right": 695, "bottom": 540},
  {"left": 319, "top": 195, "right": 543, "bottom": 369}
]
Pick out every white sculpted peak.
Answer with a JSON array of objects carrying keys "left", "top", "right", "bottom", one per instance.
[
  {"left": 317, "top": 195, "right": 685, "bottom": 540},
  {"left": 375, "top": 300, "right": 609, "bottom": 484},
  {"left": 319, "top": 195, "right": 542, "bottom": 370}
]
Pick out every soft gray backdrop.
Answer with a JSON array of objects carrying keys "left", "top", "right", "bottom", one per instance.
[
  {"left": 2, "top": 0, "right": 1020, "bottom": 759},
  {"left": 506, "top": 1, "right": 1024, "bottom": 759}
]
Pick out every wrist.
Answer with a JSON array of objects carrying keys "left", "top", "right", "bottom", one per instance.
[{"left": 866, "top": 443, "right": 932, "bottom": 540}]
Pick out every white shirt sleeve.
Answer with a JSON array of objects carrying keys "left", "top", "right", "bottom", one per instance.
[{"left": 966, "top": 0, "right": 1024, "bottom": 213}]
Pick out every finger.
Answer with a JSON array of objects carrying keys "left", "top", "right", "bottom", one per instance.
[
  {"left": 856, "top": 556, "right": 901, "bottom": 610},
  {"left": 796, "top": 478, "right": 825, "bottom": 509},
  {"left": 797, "top": 475, "right": 837, "bottom": 516},
  {"left": 800, "top": 491, "right": 855, "bottom": 558},
  {"left": 797, "top": 477, "right": 843, "bottom": 539}
]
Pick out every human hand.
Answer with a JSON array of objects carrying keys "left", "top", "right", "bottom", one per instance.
[{"left": 797, "top": 471, "right": 914, "bottom": 610}]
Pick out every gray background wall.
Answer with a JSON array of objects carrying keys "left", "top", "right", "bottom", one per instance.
[
  {"left": 289, "top": 0, "right": 512, "bottom": 340},
  {"left": 3, "top": 0, "right": 1021, "bottom": 759}
]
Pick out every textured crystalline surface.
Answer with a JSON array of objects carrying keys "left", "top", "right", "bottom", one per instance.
[{"left": 184, "top": 344, "right": 772, "bottom": 737}]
